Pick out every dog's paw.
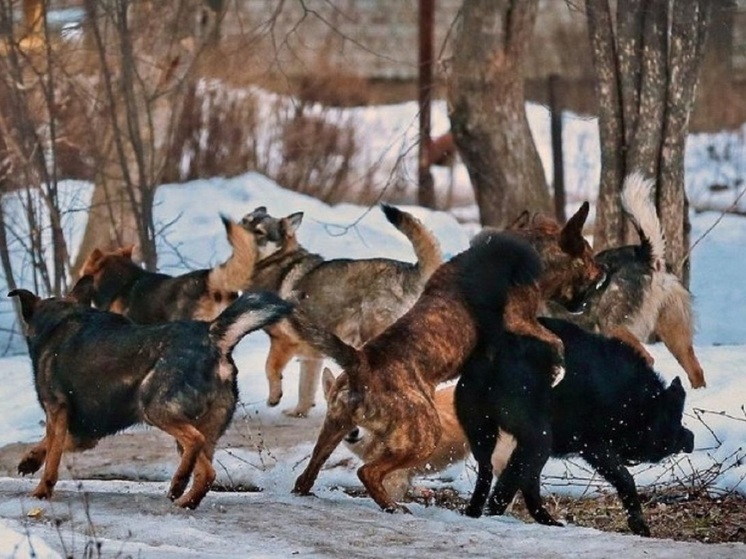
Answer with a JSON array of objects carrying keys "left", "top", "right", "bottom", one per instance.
[
  {"left": 30, "top": 483, "right": 53, "bottom": 501},
  {"left": 267, "top": 391, "right": 283, "bottom": 407},
  {"left": 383, "top": 503, "right": 411, "bottom": 514},
  {"left": 463, "top": 505, "right": 484, "bottom": 518},
  {"left": 18, "top": 456, "right": 43, "bottom": 476},
  {"left": 282, "top": 406, "right": 311, "bottom": 418}
]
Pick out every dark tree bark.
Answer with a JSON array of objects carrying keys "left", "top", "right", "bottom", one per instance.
[
  {"left": 586, "top": 0, "right": 713, "bottom": 285},
  {"left": 448, "top": 0, "right": 551, "bottom": 228}
]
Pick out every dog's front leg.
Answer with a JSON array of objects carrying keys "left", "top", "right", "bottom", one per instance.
[
  {"left": 265, "top": 326, "right": 298, "bottom": 408},
  {"left": 293, "top": 415, "right": 351, "bottom": 495},
  {"left": 31, "top": 404, "right": 69, "bottom": 500},
  {"left": 504, "top": 291, "right": 565, "bottom": 386},
  {"left": 582, "top": 448, "right": 650, "bottom": 537}
]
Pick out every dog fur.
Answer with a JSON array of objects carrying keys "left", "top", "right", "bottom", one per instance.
[
  {"left": 80, "top": 215, "right": 256, "bottom": 323},
  {"left": 324, "top": 369, "right": 470, "bottom": 501},
  {"left": 239, "top": 204, "right": 443, "bottom": 417},
  {"left": 456, "top": 316, "right": 694, "bottom": 536},
  {"left": 543, "top": 173, "right": 706, "bottom": 388},
  {"left": 10, "top": 279, "right": 291, "bottom": 509},
  {"left": 476, "top": 202, "right": 607, "bottom": 378},
  {"left": 288, "top": 231, "right": 608, "bottom": 513}
]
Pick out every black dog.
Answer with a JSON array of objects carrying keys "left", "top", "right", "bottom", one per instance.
[
  {"left": 455, "top": 317, "right": 694, "bottom": 537},
  {"left": 10, "top": 279, "right": 291, "bottom": 509}
]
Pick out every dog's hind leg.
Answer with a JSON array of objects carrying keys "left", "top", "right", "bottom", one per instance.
[
  {"left": 656, "top": 290, "right": 706, "bottom": 388},
  {"left": 486, "top": 427, "right": 559, "bottom": 527},
  {"left": 294, "top": 414, "right": 353, "bottom": 495},
  {"left": 175, "top": 447, "right": 216, "bottom": 510},
  {"left": 462, "top": 429, "right": 497, "bottom": 518},
  {"left": 454, "top": 404, "right": 498, "bottom": 518},
  {"left": 31, "top": 403, "right": 69, "bottom": 500},
  {"left": 605, "top": 325, "right": 656, "bottom": 367},
  {"left": 285, "top": 357, "right": 323, "bottom": 417},
  {"left": 157, "top": 421, "right": 206, "bottom": 503}
]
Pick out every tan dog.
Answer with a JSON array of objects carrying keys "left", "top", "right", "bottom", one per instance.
[
  {"left": 80, "top": 216, "right": 256, "bottom": 323},
  {"left": 327, "top": 370, "right": 517, "bottom": 501},
  {"left": 325, "top": 370, "right": 468, "bottom": 501},
  {"left": 290, "top": 231, "right": 602, "bottom": 512},
  {"left": 240, "top": 204, "right": 442, "bottom": 417},
  {"left": 538, "top": 174, "right": 705, "bottom": 388}
]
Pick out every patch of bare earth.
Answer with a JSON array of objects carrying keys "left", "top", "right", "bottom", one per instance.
[{"left": 391, "top": 486, "right": 746, "bottom": 544}]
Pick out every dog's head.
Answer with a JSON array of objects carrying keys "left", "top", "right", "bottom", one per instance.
[
  {"left": 507, "top": 203, "right": 606, "bottom": 313},
  {"left": 239, "top": 206, "right": 303, "bottom": 261},
  {"left": 624, "top": 376, "right": 695, "bottom": 464},
  {"left": 80, "top": 245, "right": 140, "bottom": 312}
]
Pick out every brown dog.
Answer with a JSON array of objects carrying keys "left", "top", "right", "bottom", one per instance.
[
  {"left": 328, "top": 369, "right": 517, "bottom": 502},
  {"left": 240, "top": 204, "right": 442, "bottom": 417},
  {"left": 80, "top": 215, "right": 256, "bottom": 323},
  {"left": 325, "top": 370, "right": 468, "bottom": 501},
  {"left": 477, "top": 202, "right": 607, "bottom": 378},
  {"left": 530, "top": 174, "right": 705, "bottom": 388},
  {"left": 10, "top": 278, "right": 291, "bottom": 509},
  {"left": 290, "top": 230, "right": 602, "bottom": 513}
]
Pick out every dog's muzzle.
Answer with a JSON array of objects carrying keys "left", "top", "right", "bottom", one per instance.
[{"left": 344, "top": 427, "right": 362, "bottom": 445}]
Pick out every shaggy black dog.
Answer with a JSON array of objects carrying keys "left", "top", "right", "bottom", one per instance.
[{"left": 455, "top": 317, "right": 694, "bottom": 537}]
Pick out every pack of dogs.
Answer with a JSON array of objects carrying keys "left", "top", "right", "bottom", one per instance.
[{"left": 10, "top": 171, "right": 702, "bottom": 536}]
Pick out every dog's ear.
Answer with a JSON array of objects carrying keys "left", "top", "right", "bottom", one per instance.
[
  {"left": 68, "top": 275, "right": 95, "bottom": 306},
  {"left": 322, "top": 367, "right": 336, "bottom": 399},
  {"left": 118, "top": 245, "right": 135, "bottom": 259},
  {"left": 283, "top": 212, "right": 303, "bottom": 237},
  {"left": 559, "top": 202, "right": 590, "bottom": 256},
  {"left": 84, "top": 248, "right": 104, "bottom": 269},
  {"left": 507, "top": 210, "right": 531, "bottom": 230},
  {"left": 8, "top": 289, "right": 40, "bottom": 323}
]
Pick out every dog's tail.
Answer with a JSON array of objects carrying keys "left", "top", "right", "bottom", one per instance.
[
  {"left": 208, "top": 216, "right": 258, "bottom": 293},
  {"left": 381, "top": 204, "right": 442, "bottom": 282},
  {"left": 210, "top": 291, "right": 292, "bottom": 354},
  {"left": 287, "top": 307, "right": 361, "bottom": 373},
  {"left": 621, "top": 172, "right": 666, "bottom": 271}
]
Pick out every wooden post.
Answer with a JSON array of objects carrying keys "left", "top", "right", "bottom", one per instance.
[
  {"left": 549, "top": 74, "right": 566, "bottom": 224},
  {"left": 417, "top": 0, "right": 436, "bottom": 208}
]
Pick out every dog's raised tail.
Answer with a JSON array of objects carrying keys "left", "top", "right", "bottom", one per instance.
[
  {"left": 208, "top": 216, "right": 258, "bottom": 293},
  {"left": 210, "top": 291, "right": 292, "bottom": 354},
  {"left": 621, "top": 172, "right": 666, "bottom": 271},
  {"left": 381, "top": 204, "right": 442, "bottom": 282}
]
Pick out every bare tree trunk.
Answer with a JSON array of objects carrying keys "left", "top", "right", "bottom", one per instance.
[
  {"left": 417, "top": 0, "right": 435, "bottom": 209},
  {"left": 586, "top": 0, "right": 712, "bottom": 286},
  {"left": 448, "top": 0, "right": 550, "bottom": 228},
  {"left": 660, "top": 0, "right": 712, "bottom": 284}
]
